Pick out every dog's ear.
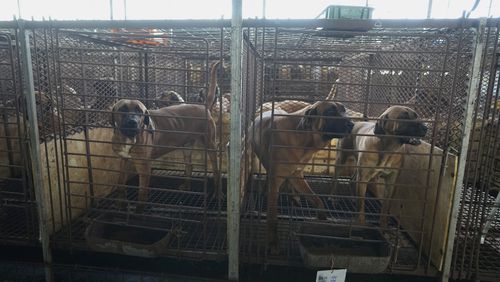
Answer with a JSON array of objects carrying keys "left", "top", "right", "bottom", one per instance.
[
  {"left": 374, "top": 113, "right": 388, "bottom": 135},
  {"left": 110, "top": 103, "right": 119, "bottom": 127},
  {"left": 335, "top": 102, "right": 346, "bottom": 114},
  {"left": 143, "top": 109, "right": 155, "bottom": 133},
  {"left": 299, "top": 107, "right": 320, "bottom": 130}
]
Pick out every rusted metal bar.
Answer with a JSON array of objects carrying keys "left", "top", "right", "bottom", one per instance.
[
  {"left": 440, "top": 18, "right": 487, "bottom": 282},
  {"left": 17, "top": 21, "right": 54, "bottom": 282},
  {"left": 228, "top": 0, "right": 242, "bottom": 280},
  {"left": 0, "top": 18, "right": 484, "bottom": 29}
]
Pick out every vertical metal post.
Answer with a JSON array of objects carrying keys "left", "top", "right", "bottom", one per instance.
[
  {"left": 426, "top": 0, "right": 433, "bottom": 19},
  {"left": 144, "top": 52, "right": 150, "bottom": 108},
  {"left": 262, "top": 0, "right": 266, "bottom": 19},
  {"left": 228, "top": 0, "right": 242, "bottom": 281},
  {"left": 440, "top": 18, "right": 486, "bottom": 282},
  {"left": 18, "top": 21, "right": 54, "bottom": 282},
  {"left": 109, "top": 0, "right": 114, "bottom": 20},
  {"left": 123, "top": 0, "right": 127, "bottom": 20},
  {"left": 17, "top": 0, "right": 22, "bottom": 19}
]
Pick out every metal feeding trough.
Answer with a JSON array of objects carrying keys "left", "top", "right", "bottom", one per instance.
[
  {"left": 297, "top": 223, "right": 392, "bottom": 273},
  {"left": 85, "top": 213, "right": 181, "bottom": 258}
]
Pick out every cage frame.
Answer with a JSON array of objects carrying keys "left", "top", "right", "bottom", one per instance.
[{"left": 1, "top": 17, "right": 500, "bottom": 282}]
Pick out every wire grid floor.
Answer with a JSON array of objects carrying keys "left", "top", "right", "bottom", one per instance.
[
  {"left": 453, "top": 187, "right": 500, "bottom": 281},
  {"left": 51, "top": 170, "right": 227, "bottom": 261},
  {"left": 0, "top": 179, "right": 39, "bottom": 245},
  {"left": 240, "top": 176, "right": 433, "bottom": 275},
  {"left": 0, "top": 261, "right": 228, "bottom": 282}
]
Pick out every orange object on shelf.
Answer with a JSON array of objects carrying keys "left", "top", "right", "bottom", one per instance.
[{"left": 125, "top": 39, "right": 162, "bottom": 46}]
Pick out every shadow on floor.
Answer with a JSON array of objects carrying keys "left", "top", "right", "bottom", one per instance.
[{"left": 0, "top": 245, "right": 440, "bottom": 282}]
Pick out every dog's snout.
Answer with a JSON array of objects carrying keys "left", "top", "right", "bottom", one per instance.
[{"left": 126, "top": 119, "right": 138, "bottom": 127}]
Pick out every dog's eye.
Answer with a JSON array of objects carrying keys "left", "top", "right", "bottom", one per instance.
[
  {"left": 399, "top": 112, "right": 411, "bottom": 120},
  {"left": 118, "top": 105, "right": 128, "bottom": 112}
]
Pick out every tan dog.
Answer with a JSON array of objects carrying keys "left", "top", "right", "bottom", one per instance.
[
  {"left": 1, "top": 89, "right": 69, "bottom": 179},
  {"left": 334, "top": 106, "right": 428, "bottom": 226},
  {"left": 255, "top": 81, "right": 340, "bottom": 117},
  {"left": 248, "top": 101, "right": 354, "bottom": 250},
  {"left": 256, "top": 100, "right": 311, "bottom": 117},
  {"left": 110, "top": 61, "right": 221, "bottom": 212},
  {"left": 157, "top": 91, "right": 185, "bottom": 108}
]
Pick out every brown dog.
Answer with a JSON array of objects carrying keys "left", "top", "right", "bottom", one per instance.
[
  {"left": 255, "top": 81, "right": 340, "bottom": 117},
  {"left": 256, "top": 100, "right": 311, "bottom": 117},
  {"left": 110, "top": 61, "right": 221, "bottom": 212},
  {"left": 157, "top": 91, "right": 185, "bottom": 108},
  {"left": 334, "top": 106, "right": 428, "bottom": 226},
  {"left": 248, "top": 101, "right": 354, "bottom": 250}
]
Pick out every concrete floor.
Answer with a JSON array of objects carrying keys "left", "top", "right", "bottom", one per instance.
[{"left": 0, "top": 245, "right": 439, "bottom": 282}]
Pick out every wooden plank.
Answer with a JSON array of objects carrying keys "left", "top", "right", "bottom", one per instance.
[
  {"left": 391, "top": 142, "right": 457, "bottom": 271},
  {"left": 40, "top": 128, "right": 120, "bottom": 234}
]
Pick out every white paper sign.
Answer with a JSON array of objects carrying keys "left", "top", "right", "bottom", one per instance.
[{"left": 315, "top": 269, "right": 347, "bottom": 282}]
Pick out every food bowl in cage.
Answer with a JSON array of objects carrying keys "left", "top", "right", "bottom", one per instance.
[
  {"left": 84, "top": 212, "right": 181, "bottom": 258},
  {"left": 297, "top": 223, "right": 391, "bottom": 273}
]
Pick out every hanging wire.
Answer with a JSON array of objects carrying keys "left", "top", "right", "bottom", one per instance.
[{"left": 465, "top": 0, "right": 481, "bottom": 18}]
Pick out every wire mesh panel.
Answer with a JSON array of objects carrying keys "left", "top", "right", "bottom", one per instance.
[
  {"left": 240, "top": 21, "right": 475, "bottom": 277},
  {"left": 451, "top": 19, "right": 500, "bottom": 281},
  {"left": 23, "top": 23, "right": 230, "bottom": 261},
  {"left": 0, "top": 31, "right": 39, "bottom": 245},
  {"left": 5, "top": 18, "right": 500, "bottom": 281}
]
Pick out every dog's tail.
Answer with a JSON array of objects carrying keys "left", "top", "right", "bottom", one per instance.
[
  {"left": 326, "top": 79, "right": 339, "bottom": 101},
  {"left": 207, "top": 60, "right": 221, "bottom": 110}
]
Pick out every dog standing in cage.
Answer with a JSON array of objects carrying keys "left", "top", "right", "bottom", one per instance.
[
  {"left": 247, "top": 100, "right": 354, "bottom": 252},
  {"left": 110, "top": 61, "right": 222, "bottom": 212},
  {"left": 334, "top": 105, "right": 428, "bottom": 227}
]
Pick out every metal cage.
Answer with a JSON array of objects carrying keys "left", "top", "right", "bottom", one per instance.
[
  {"left": 4, "top": 23, "right": 232, "bottom": 262},
  {"left": 0, "top": 31, "right": 39, "bottom": 245},
  {"left": 2, "top": 18, "right": 500, "bottom": 282},
  {"left": 240, "top": 21, "right": 475, "bottom": 277},
  {"left": 451, "top": 19, "right": 500, "bottom": 281}
]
